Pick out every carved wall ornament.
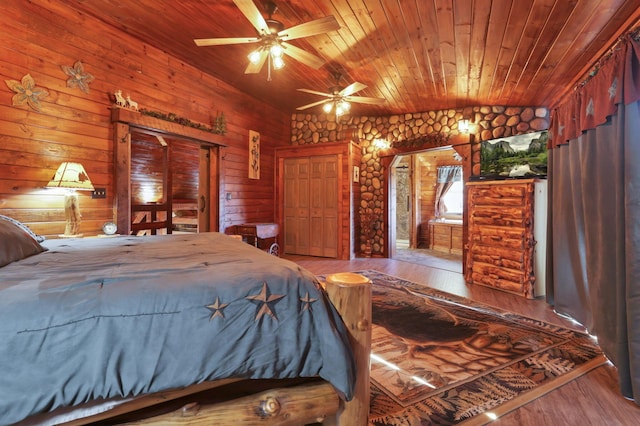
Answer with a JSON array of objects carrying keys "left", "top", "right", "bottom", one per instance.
[
  {"left": 5, "top": 74, "right": 49, "bottom": 112},
  {"left": 139, "top": 108, "right": 227, "bottom": 135},
  {"left": 61, "top": 60, "right": 94, "bottom": 93},
  {"left": 113, "top": 90, "right": 127, "bottom": 107}
]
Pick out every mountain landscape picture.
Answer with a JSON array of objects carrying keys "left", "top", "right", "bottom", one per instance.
[{"left": 479, "top": 130, "right": 548, "bottom": 179}]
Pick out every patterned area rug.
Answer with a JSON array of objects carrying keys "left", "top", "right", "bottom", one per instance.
[{"left": 354, "top": 270, "right": 607, "bottom": 425}]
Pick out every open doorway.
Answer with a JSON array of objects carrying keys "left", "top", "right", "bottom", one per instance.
[{"left": 389, "top": 146, "right": 464, "bottom": 273}]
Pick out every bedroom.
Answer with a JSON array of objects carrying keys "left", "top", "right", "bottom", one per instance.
[{"left": 1, "top": 0, "right": 639, "bottom": 424}]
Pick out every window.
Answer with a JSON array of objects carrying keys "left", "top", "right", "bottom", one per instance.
[
  {"left": 441, "top": 180, "right": 463, "bottom": 217},
  {"left": 435, "top": 165, "right": 463, "bottom": 219}
]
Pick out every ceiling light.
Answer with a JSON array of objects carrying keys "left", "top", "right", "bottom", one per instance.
[
  {"left": 336, "top": 100, "right": 350, "bottom": 116},
  {"left": 270, "top": 43, "right": 283, "bottom": 58},
  {"left": 248, "top": 49, "right": 262, "bottom": 64},
  {"left": 272, "top": 55, "right": 285, "bottom": 70},
  {"left": 323, "top": 102, "right": 333, "bottom": 113}
]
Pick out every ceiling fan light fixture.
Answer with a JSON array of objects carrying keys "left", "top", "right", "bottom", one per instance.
[
  {"left": 248, "top": 49, "right": 262, "bottom": 64},
  {"left": 323, "top": 102, "right": 333, "bottom": 113},
  {"left": 269, "top": 43, "right": 283, "bottom": 58},
  {"left": 272, "top": 55, "right": 285, "bottom": 69},
  {"left": 335, "top": 100, "right": 350, "bottom": 116}
]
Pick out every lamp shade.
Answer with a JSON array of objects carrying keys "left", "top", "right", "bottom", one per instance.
[{"left": 46, "top": 162, "right": 94, "bottom": 191}]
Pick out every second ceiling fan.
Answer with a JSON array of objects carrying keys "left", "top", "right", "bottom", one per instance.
[
  {"left": 297, "top": 73, "right": 386, "bottom": 116},
  {"left": 194, "top": 0, "right": 340, "bottom": 79}
]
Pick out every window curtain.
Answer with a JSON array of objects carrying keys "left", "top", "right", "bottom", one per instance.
[
  {"left": 547, "top": 30, "right": 640, "bottom": 404},
  {"left": 434, "top": 165, "right": 462, "bottom": 217}
]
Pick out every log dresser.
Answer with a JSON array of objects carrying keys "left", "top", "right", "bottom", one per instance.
[{"left": 465, "top": 179, "right": 547, "bottom": 299}]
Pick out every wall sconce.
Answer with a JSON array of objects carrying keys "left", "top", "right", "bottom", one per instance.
[
  {"left": 458, "top": 119, "right": 470, "bottom": 134},
  {"left": 373, "top": 138, "right": 390, "bottom": 150},
  {"left": 46, "top": 162, "right": 94, "bottom": 237}
]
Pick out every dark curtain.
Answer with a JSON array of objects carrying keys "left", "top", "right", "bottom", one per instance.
[
  {"left": 547, "top": 31, "right": 640, "bottom": 403},
  {"left": 434, "top": 165, "right": 462, "bottom": 217}
]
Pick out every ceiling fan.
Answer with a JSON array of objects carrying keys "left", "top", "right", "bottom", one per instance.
[
  {"left": 296, "top": 73, "right": 386, "bottom": 116},
  {"left": 194, "top": 0, "right": 339, "bottom": 80}
]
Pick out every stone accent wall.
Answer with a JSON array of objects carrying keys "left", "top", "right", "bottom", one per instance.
[{"left": 290, "top": 106, "right": 549, "bottom": 256}]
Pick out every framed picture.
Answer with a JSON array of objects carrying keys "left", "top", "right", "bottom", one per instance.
[
  {"left": 477, "top": 130, "right": 548, "bottom": 180},
  {"left": 249, "top": 130, "right": 260, "bottom": 180}
]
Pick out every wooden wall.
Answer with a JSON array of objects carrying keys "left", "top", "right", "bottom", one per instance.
[{"left": 0, "top": 1, "right": 290, "bottom": 238}]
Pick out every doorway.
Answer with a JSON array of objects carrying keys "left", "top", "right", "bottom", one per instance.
[{"left": 389, "top": 146, "right": 464, "bottom": 273}]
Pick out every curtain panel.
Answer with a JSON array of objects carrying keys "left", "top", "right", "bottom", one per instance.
[
  {"left": 434, "top": 165, "right": 462, "bottom": 217},
  {"left": 547, "top": 31, "right": 640, "bottom": 403}
]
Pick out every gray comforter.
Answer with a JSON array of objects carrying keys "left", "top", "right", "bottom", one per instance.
[{"left": 0, "top": 233, "right": 355, "bottom": 425}]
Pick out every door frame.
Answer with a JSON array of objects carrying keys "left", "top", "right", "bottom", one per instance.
[
  {"left": 275, "top": 141, "right": 359, "bottom": 260},
  {"left": 112, "top": 108, "right": 224, "bottom": 235},
  {"left": 380, "top": 134, "right": 472, "bottom": 271}
]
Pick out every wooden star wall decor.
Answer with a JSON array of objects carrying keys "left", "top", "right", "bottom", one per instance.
[{"left": 61, "top": 60, "right": 94, "bottom": 93}]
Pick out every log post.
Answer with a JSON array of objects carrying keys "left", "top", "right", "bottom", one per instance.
[{"left": 323, "top": 272, "right": 372, "bottom": 426}]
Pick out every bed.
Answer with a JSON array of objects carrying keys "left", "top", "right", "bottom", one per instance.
[{"left": 0, "top": 216, "right": 371, "bottom": 425}]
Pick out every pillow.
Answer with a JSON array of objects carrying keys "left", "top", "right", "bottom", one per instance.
[
  {"left": 0, "top": 217, "right": 47, "bottom": 267},
  {"left": 0, "top": 214, "right": 46, "bottom": 242}
]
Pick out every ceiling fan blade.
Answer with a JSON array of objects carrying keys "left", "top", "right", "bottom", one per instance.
[
  {"left": 344, "top": 95, "right": 386, "bottom": 105},
  {"left": 297, "top": 88, "right": 334, "bottom": 97},
  {"left": 194, "top": 37, "right": 259, "bottom": 47},
  {"left": 244, "top": 50, "right": 268, "bottom": 74},
  {"left": 296, "top": 99, "right": 332, "bottom": 111},
  {"left": 281, "top": 42, "right": 325, "bottom": 69},
  {"left": 279, "top": 16, "right": 340, "bottom": 41},
  {"left": 234, "top": 0, "right": 270, "bottom": 35},
  {"left": 339, "top": 82, "right": 367, "bottom": 96}
]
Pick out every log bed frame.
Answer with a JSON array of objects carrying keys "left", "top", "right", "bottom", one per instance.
[{"left": 21, "top": 273, "right": 372, "bottom": 426}]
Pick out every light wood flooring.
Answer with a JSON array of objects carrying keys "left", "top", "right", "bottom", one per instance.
[{"left": 282, "top": 252, "right": 640, "bottom": 426}]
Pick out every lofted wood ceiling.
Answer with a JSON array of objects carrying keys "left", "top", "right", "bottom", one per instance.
[{"left": 60, "top": 0, "right": 639, "bottom": 116}]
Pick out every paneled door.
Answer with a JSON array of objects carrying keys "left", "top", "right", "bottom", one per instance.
[
  {"left": 284, "top": 157, "right": 310, "bottom": 254},
  {"left": 283, "top": 155, "right": 338, "bottom": 257}
]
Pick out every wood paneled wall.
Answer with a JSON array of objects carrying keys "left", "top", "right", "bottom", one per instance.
[{"left": 0, "top": 1, "right": 290, "bottom": 238}]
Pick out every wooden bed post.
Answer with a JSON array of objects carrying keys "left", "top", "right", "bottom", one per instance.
[{"left": 323, "top": 273, "right": 372, "bottom": 426}]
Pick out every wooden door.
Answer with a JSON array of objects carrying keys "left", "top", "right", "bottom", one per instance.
[
  {"left": 284, "top": 157, "right": 310, "bottom": 254},
  {"left": 284, "top": 155, "right": 338, "bottom": 257},
  {"left": 309, "top": 155, "right": 338, "bottom": 257},
  {"left": 199, "top": 145, "right": 219, "bottom": 232}
]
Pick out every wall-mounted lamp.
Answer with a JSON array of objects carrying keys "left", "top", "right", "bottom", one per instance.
[
  {"left": 458, "top": 119, "right": 471, "bottom": 134},
  {"left": 46, "top": 162, "right": 94, "bottom": 237},
  {"left": 373, "top": 138, "right": 390, "bottom": 150}
]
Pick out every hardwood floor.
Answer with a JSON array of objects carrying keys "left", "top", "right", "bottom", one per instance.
[{"left": 282, "top": 253, "right": 640, "bottom": 426}]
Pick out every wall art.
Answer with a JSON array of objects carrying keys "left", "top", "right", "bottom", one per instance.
[
  {"left": 61, "top": 60, "right": 94, "bottom": 93},
  {"left": 5, "top": 74, "right": 49, "bottom": 112},
  {"left": 249, "top": 130, "right": 260, "bottom": 180}
]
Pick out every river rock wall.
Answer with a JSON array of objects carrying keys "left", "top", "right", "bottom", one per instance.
[{"left": 290, "top": 105, "right": 549, "bottom": 256}]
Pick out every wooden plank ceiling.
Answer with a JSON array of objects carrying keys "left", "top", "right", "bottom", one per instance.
[{"left": 59, "top": 0, "right": 639, "bottom": 115}]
